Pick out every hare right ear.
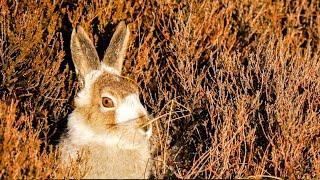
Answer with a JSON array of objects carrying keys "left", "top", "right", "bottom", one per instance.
[
  {"left": 70, "top": 25, "right": 100, "bottom": 80},
  {"left": 102, "top": 21, "right": 130, "bottom": 75}
]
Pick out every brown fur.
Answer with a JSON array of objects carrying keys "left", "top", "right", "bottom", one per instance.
[
  {"left": 59, "top": 21, "right": 152, "bottom": 179},
  {"left": 71, "top": 26, "right": 100, "bottom": 79},
  {"left": 75, "top": 72, "right": 145, "bottom": 133},
  {"left": 103, "top": 21, "right": 129, "bottom": 72}
]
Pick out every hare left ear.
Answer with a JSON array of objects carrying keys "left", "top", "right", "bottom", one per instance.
[
  {"left": 70, "top": 25, "right": 100, "bottom": 80},
  {"left": 102, "top": 21, "right": 130, "bottom": 75}
]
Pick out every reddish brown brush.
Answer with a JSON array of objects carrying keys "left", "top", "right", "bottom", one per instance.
[{"left": 0, "top": 0, "right": 319, "bottom": 179}]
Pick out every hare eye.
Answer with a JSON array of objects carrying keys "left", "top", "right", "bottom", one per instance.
[{"left": 102, "top": 97, "right": 114, "bottom": 108}]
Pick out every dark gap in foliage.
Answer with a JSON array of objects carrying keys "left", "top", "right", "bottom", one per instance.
[
  {"left": 93, "top": 18, "right": 116, "bottom": 60},
  {"left": 58, "top": 12, "right": 73, "bottom": 74}
]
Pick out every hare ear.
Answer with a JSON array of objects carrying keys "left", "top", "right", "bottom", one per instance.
[
  {"left": 102, "top": 21, "right": 130, "bottom": 75},
  {"left": 71, "top": 25, "right": 100, "bottom": 79}
]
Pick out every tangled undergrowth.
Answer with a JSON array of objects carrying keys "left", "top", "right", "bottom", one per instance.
[{"left": 1, "top": 0, "right": 319, "bottom": 179}]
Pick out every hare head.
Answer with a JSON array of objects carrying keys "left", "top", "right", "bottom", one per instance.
[{"left": 68, "top": 21, "right": 151, "bottom": 147}]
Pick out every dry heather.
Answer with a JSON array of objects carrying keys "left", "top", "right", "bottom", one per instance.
[{"left": 0, "top": 0, "right": 319, "bottom": 179}]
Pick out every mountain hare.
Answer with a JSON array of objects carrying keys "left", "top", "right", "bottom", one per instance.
[{"left": 59, "top": 21, "right": 152, "bottom": 179}]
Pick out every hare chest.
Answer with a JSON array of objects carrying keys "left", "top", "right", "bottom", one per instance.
[
  {"left": 84, "top": 144, "right": 151, "bottom": 179},
  {"left": 61, "top": 141, "right": 152, "bottom": 179}
]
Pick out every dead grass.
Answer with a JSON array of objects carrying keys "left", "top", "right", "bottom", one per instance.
[{"left": 0, "top": 0, "right": 319, "bottom": 179}]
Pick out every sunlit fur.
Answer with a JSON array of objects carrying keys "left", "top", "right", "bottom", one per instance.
[
  {"left": 60, "top": 69, "right": 152, "bottom": 178},
  {"left": 59, "top": 22, "right": 152, "bottom": 179}
]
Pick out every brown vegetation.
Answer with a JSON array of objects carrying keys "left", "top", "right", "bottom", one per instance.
[{"left": 1, "top": 0, "right": 319, "bottom": 179}]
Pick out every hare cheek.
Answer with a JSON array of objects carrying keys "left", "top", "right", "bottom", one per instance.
[{"left": 115, "top": 94, "right": 147, "bottom": 124}]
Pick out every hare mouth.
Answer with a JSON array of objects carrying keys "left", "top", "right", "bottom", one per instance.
[
  {"left": 140, "top": 123, "right": 152, "bottom": 138},
  {"left": 104, "top": 114, "right": 152, "bottom": 138}
]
